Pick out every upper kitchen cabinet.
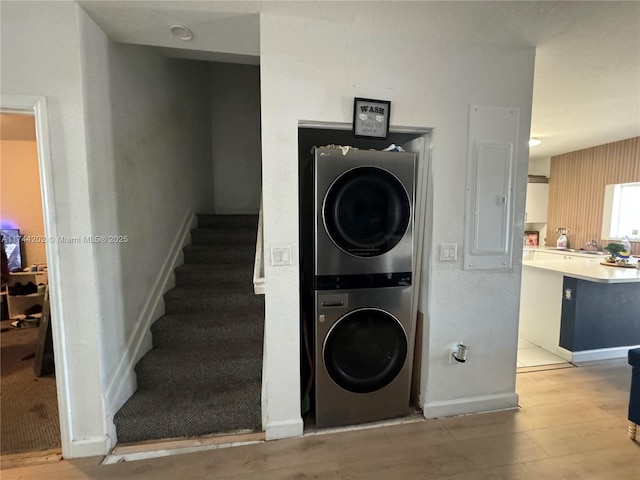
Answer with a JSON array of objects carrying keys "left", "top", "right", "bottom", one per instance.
[{"left": 525, "top": 177, "right": 549, "bottom": 223}]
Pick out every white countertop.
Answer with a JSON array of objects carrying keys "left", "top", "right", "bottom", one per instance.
[{"left": 523, "top": 259, "right": 640, "bottom": 283}]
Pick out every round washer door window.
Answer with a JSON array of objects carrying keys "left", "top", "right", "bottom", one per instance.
[
  {"left": 323, "top": 166, "right": 411, "bottom": 257},
  {"left": 323, "top": 308, "right": 407, "bottom": 394}
]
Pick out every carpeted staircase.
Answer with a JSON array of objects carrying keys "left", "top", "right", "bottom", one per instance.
[{"left": 114, "top": 214, "right": 264, "bottom": 444}]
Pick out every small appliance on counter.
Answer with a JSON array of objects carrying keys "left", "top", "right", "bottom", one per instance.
[{"left": 556, "top": 227, "right": 569, "bottom": 248}]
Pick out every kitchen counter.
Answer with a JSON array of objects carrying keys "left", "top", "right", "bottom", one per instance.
[
  {"left": 523, "top": 259, "right": 640, "bottom": 283},
  {"left": 520, "top": 257, "right": 640, "bottom": 362}
]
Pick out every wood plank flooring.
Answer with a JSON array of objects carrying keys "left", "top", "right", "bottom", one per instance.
[{"left": 2, "top": 359, "right": 638, "bottom": 479}]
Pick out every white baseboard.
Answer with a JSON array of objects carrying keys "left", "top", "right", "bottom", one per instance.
[
  {"left": 67, "top": 436, "right": 113, "bottom": 459},
  {"left": 104, "top": 210, "right": 197, "bottom": 429},
  {"left": 569, "top": 345, "right": 639, "bottom": 363},
  {"left": 265, "top": 418, "right": 304, "bottom": 441},
  {"left": 422, "top": 392, "right": 519, "bottom": 419}
]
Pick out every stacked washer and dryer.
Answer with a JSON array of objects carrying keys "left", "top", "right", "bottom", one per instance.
[{"left": 312, "top": 146, "right": 417, "bottom": 428}]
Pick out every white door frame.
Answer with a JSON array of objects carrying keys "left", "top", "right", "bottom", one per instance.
[{"left": 1, "top": 95, "right": 72, "bottom": 456}]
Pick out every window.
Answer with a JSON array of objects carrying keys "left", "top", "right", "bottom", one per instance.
[{"left": 602, "top": 182, "right": 640, "bottom": 240}]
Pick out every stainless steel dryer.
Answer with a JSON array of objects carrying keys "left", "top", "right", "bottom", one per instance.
[
  {"left": 314, "top": 283, "right": 414, "bottom": 428},
  {"left": 314, "top": 147, "right": 416, "bottom": 278}
]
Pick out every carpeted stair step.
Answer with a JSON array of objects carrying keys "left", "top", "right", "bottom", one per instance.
[
  {"left": 190, "top": 227, "right": 257, "bottom": 246},
  {"left": 115, "top": 213, "right": 264, "bottom": 444},
  {"left": 151, "top": 311, "right": 264, "bottom": 349},
  {"left": 164, "top": 286, "right": 262, "bottom": 314},
  {"left": 174, "top": 264, "right": 253, "bottom": 288},
  {"left": 197, "top": 214, "right": 258, "bottom": 229},
  {"left": 114, "top": 380, "right": 262, "bottom": 444},
  {"left": 135, "top": 346, "right": 262, "bottom": 390},
  {"left": 183, "top": 244, "right": 254, "bottom": 265}
]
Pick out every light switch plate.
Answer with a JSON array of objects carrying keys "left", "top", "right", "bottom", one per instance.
[
  {"left": 440, "top": 243, "right": 457, "bottom": 261},
  {"left": 271, "top": 246, "right": 292, "bottom": 266}
]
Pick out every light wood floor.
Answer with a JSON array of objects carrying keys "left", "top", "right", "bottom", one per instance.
[{"left": 2, "top": 359, "right": 639, "bottom": 479}]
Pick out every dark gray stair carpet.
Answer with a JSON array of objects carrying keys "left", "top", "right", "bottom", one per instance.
[
  {"left": 183, "top": 244, "right": 254, "bottom": 265},
  {"left": 114, "top": 214, "right": 263, "bottom": 444},
  {"left": 114, "top": 381, "right": 262, "bottom": 444},
  {"left": 174, "top": 264, "right": 253, "bottom": 288}
]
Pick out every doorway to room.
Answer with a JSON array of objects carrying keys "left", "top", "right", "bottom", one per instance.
[{"left": 0, "top": 112, "right": 61, "bottom": 456}]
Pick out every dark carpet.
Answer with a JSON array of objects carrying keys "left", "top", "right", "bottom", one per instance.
[
  {"left": 114, "top": 214, "right": 264, "bottom": 443},
  {"left": 0, "top": 318, "right": 60, "bottom": 454}
]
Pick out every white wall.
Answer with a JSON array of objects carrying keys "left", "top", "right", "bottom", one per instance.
[
  {"left": 529, "top": 156, "right": 551, "bottom": 177},
  {"left": 210, "top": 62, "right": 262, "bottom": 214},
  {"left": 79, "top": 14, "right": 214, "bottom": 442},
  {"left": 259, "top": 4, "right": 534, "bottom": 436},
  {"left": 1, "top": 2, "right": 215, "bottom": 456},
  {"left": 1, "top": 1, "right": 107, "bottom": 457}
]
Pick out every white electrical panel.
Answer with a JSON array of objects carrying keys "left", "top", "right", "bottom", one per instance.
[{"left": 464, "top": 105, "right": 519, "bottom": 270}]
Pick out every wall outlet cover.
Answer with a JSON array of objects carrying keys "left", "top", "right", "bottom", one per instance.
[{"left": 271, "top": 246, "right": 292, "bottom": 266}]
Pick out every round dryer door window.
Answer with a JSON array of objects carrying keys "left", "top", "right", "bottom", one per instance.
[
  {"left": 323, "top": 166, "right": 411, "bottom": 257},
  {"left": 323, "top": 308, "right": 407, "bottom": 394}
]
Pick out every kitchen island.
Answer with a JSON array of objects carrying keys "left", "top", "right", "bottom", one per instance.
[{"left": 519, "top": 256, "right": 640, "bottom": 362}]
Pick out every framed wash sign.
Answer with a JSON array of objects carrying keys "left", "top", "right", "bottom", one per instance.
[{"left": 352, "top": 97, "right": 391, "bottom": 139}]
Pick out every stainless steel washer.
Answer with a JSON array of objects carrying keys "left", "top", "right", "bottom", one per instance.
[
  {"left": 314, "top": 147, "right": 416, "bottom": 277},
  {"left": 314, "top": 285, "right": 414, "bottom": 428}
]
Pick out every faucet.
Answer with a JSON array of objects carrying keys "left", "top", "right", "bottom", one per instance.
[{"left": 585, "top": 239, "right": 599, "bottom": 251}]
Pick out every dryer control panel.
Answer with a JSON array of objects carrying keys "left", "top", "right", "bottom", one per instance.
[{"left": 314, "top": 272, "right": 411, "bottom": 290}]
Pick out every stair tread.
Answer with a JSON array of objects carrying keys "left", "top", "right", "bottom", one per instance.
[
  {"left": 197, "top": 214, "right": 258, "bottom": 229},
  {"left": 165, "top": 285, "right": 260, "bottom": 296},
  {"left": 153, "top": 310, "right": 265, "bottom": 326},
  {"left": 184, "top": 244, "right": 254, "bottom": 252},
  {"left": 135, "top": 347, "right": 262, "bottom": 389},
  {"left": 138, "top": 340, "right": 262, "bottom": 358},
  {"left": 190, "top": 228, "right": 256, "bottom": 246},
  {"left": 175, "top": 264, "right": 253, "bottom": 273},
  {"left": 114, "top": 381, "right": 262, "bottom": 443}
]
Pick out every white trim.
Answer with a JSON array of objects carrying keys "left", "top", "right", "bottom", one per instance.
[
  {"left": 555, "top": 346, "right": 574, "bottom": 362},
  {"left": 69, "top": 437, "right": 113, "bottom": 458},
  {"left": 298, "top": 119, "right": 432, "bottom": 136},
  {"left": 1, "top": 95, "right": 74, "bottom": 457},
  {"left": 265, "top": 418, "right": 304, "bottom": 440},
  {"left": 568, "top": 345, "right": 639, "bottom": 363},
  {"left": 253, "top": 195, "right": 265, "bottom": 295},
  {"left": 102, "top": 438, "right": 263, "bottom": 465},
  {"left": 422, "top": 393, "right": 519, "bottom": 419},
  {"left": 104, "top": 209, "right": 196, "bottom": 431}
]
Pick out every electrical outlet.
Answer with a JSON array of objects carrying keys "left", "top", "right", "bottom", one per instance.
[{"left": 271, "top": 246, "right": 292, "bottom": 266}]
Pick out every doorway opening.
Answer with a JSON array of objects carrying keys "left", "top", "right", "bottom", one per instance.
[{"left": 0, "top": 112, "right": 61, "bottom": 455}]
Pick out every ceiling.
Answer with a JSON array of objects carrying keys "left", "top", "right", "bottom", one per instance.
[{"left": 40, "top": 2, "right": 640, "bottom": 160}]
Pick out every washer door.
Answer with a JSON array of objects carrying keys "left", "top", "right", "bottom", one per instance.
[
  {"left": 323, "top": 308, "right": 408, "bottom": 394},
  {"left": 323, "top": 166, "right": 411, "bottom": 257}
]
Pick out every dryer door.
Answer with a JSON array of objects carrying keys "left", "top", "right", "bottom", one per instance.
[
  {"left": 323, "top": 166, "right": 411, "bottom": 257},
  {"left": 323, "top": 308, "right": 407, "bottom": 393}
]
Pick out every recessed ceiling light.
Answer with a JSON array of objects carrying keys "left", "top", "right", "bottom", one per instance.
[
  {"left": 528, "top": 138, "right": 542, "bottom": 147},
  {"left": 170, "top": 25, "right": 193, "bottom": 41}
]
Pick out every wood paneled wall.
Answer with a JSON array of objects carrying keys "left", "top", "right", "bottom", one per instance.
[{"left": 547, "top": 136, "right": 640, "bottom": 255}]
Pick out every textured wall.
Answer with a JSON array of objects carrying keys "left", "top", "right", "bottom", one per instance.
[
  {"left": 259, "top": 3, "right": 534, "bottom": 435},
  {"left": 548, "top": 137, "right": 640, "bottom": 255},
  {"left": 1, "top": 1, "right": 107, "bottom": 457},
  {"left": 79, "top": 18, "right": 214, "bottom": 434},
  {"left": 211, "top": 62, "right": 262, "bottom": 214}
]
